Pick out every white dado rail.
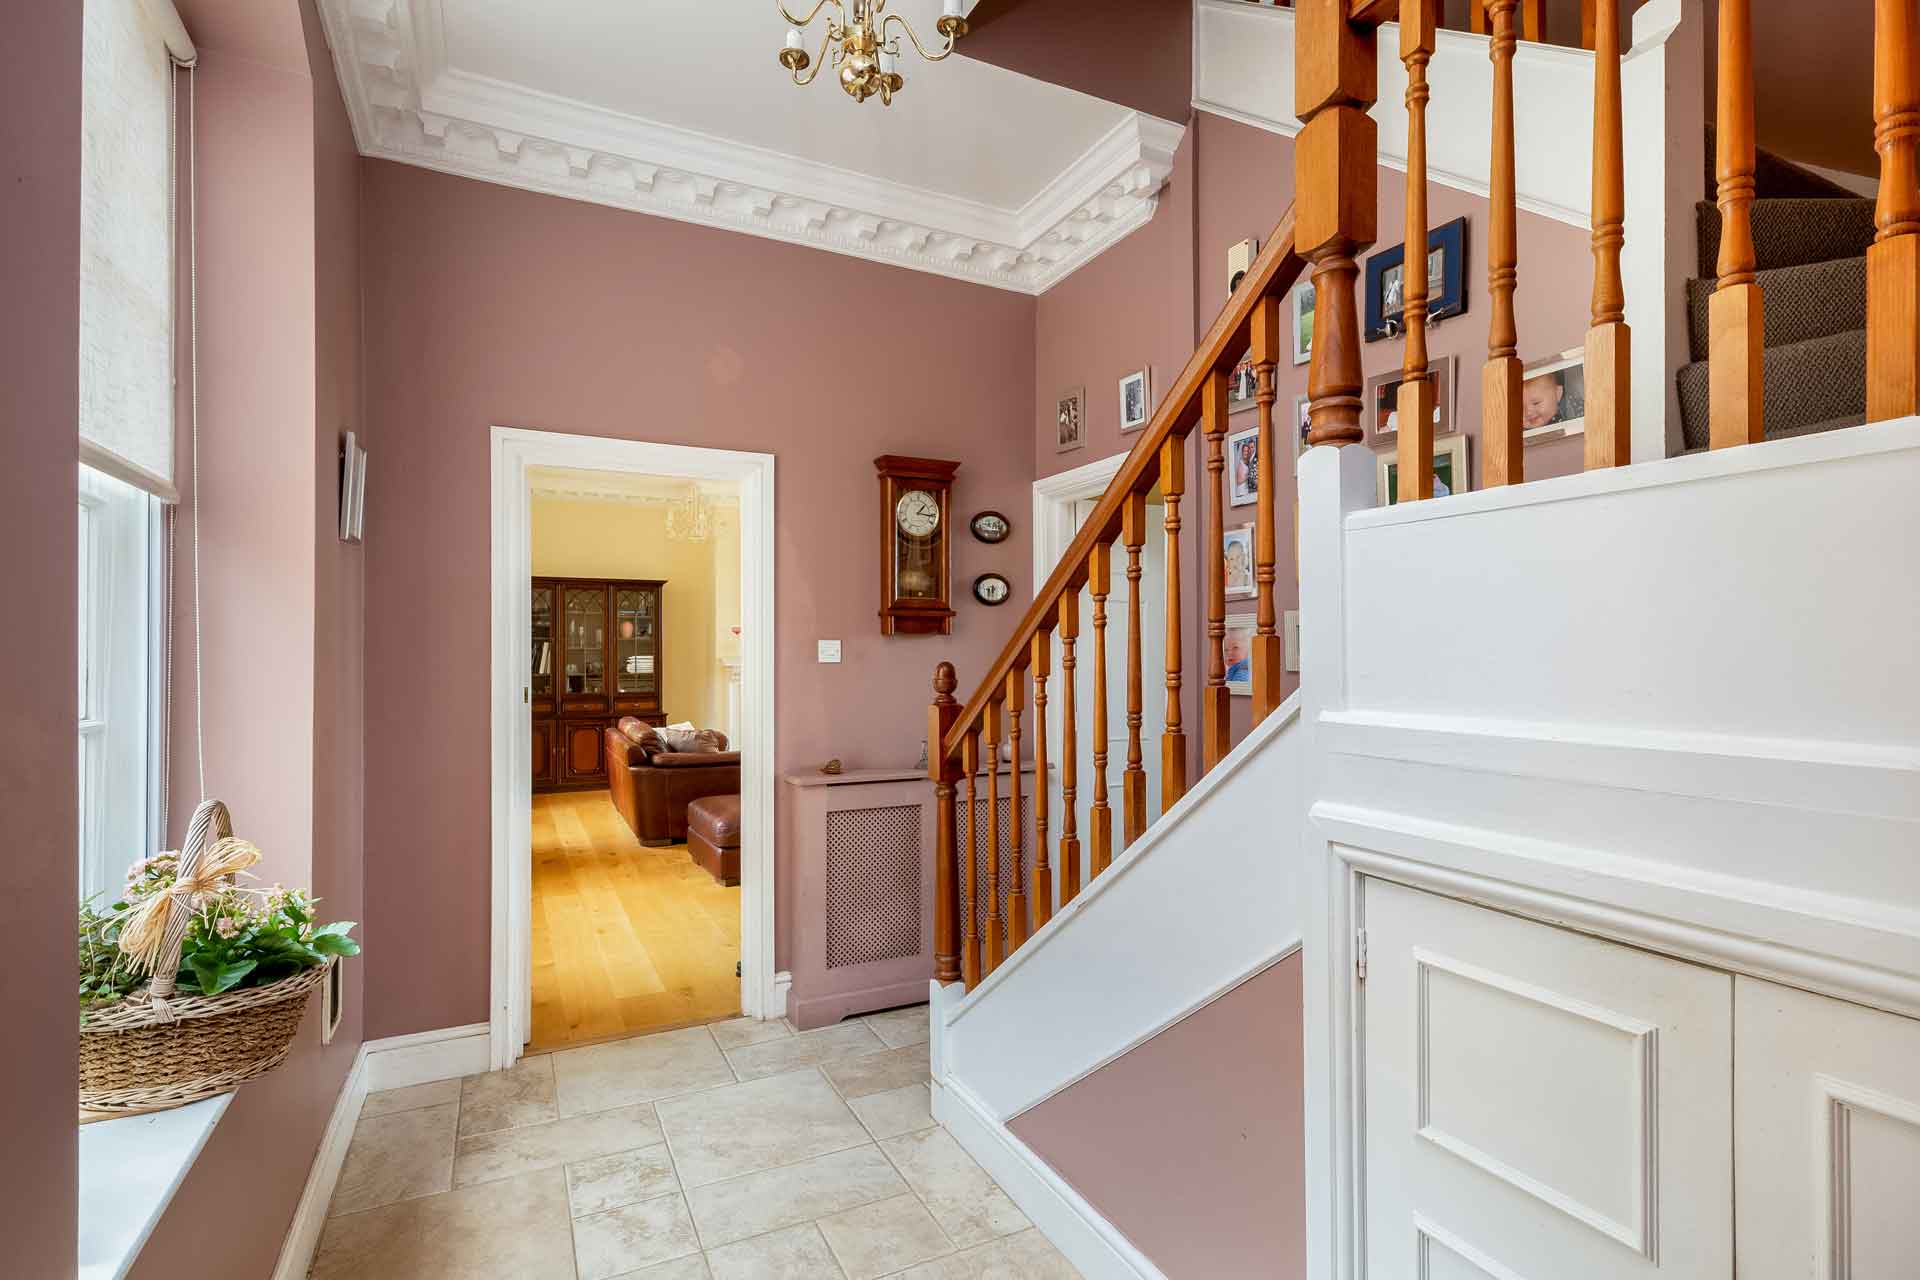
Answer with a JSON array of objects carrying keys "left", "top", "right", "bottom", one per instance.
[{"left": 1193, "top": 0, "right": 1704, "bottom": 460}]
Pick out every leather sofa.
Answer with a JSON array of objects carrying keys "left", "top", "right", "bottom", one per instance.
[{"left": 605, "top": 718, "right": 740, "bottom": 847}]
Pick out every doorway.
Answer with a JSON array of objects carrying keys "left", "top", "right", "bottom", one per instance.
[
  {"left": 1031, "top": 454, "right": 1169, "bottom": 901},
  {"left": 490, "top": 428, "right": 777, "bottom": 1071}
]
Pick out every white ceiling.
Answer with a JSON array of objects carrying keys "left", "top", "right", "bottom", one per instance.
[{"left": 316, "top": 0, "right": 1185, "bottom": 292}]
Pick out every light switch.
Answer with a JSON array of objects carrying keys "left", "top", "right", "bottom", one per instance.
[{"left": 818, "top": 639, "right": 842, "bottom": 663}]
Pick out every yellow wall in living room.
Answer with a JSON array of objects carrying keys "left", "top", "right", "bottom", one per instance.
[{"left": 531, "top": 493, "right": 738, "bottom": 733}]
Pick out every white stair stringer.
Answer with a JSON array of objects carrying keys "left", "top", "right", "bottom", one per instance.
[{"left": 931, "top": 693, "right": 1306, "bottom": 1127}]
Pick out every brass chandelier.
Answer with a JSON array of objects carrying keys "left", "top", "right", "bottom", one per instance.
[{"left": 778, "top": 0, "right": 969, "bottom": 106}]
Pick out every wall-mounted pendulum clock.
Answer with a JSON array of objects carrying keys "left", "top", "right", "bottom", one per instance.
[{"left": 875, "top": 455, "right": 960, "bottom": 636}]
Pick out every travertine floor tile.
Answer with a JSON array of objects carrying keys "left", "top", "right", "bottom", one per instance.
[
  {"left": 454, "top": 1103, "right": 663, "bottom": 1188},
  {"left": 567, "top": 1142, "right": 680, "bottom": 1218},
  {"left": 572, "top": 1192, "right": 701, "bottom": 1280},
  {"left": 330, "top": 1101, "right": 457, "bottom": 1216},
  {"left": 880, "top": 1128, "right": 1029, "bottom": 1248},
  {"left": 704, "top": 1222, "right": 845, "bottom": 1280},
  {"left": 860, "top": 1005, "right": 931, "bottom": 1050},
  {"left": 847, "top": 1083, "right": 935, "bottom": 1141},
  {"left": 657, "top": 1068, "right": 869, "bottom": 1188},
  {"left": 823, "top": 1042, "right": 930, "bottom": 1100},
  {"left": 686, "top": 1144, "right": 905, "bottom": 1249},
  {"left": 553, "top": 1025, "right": 736, "bottom": 1116},
  {"left": 707, "top": 1016, "right": 791, "bottom": 1051},
  {"left": 459, "top": 1052, "right": 558, "bottom": 1136},
  {"left": 817, "top": 1192, "right": 953, "bottom": 1280},
  {"left": 888, "top": 1227, "right": 1081, "bottom": 1279},
  {"left": 311, "top": 1167, "right": 575, "bottom": 1280},
  {"left": 360, "top": 1078, "right": 461, "bottom": 1119},
  {"left": 724, "top": 1022, "right": 888, "bottom": 1082},
  {"left": 616, "top": 1256, "right": 712, "bottom": 1279}
]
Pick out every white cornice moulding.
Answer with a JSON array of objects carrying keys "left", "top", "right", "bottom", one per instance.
[{"left": 317, "top": 0, "right": 1184, "bottom": 294}]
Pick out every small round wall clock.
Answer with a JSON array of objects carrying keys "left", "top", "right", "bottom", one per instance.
[
  {"left": 969, "top": 510, "right": 1011, "bottom": 544},
  {"left": 973, "top": 573, "right": 1011, "bottom": 606}
]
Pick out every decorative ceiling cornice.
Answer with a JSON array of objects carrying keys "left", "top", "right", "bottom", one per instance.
[{"left": 316, "top": 0, "right": 1185, "bottom": 294}]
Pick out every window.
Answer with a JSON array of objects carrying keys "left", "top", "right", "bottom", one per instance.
[{"left": 77, "top": 0, "right": 190, "bottom": 901}]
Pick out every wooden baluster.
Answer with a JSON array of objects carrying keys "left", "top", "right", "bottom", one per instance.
[
  {"left": 1121, "top": 492, "right": 1149, "bottom": 847},
  {"left": 983, "top": 699, "right": 1004, "bottom": 975},
  {"left": 961, "top": 729, "right": 980, "bottom": 988},
  {"left": 1296, "top": 0, "right": 1377, "bottom": 448},
  {"left": 1004, "top": 668, "right": 1029, "bottom": 953},
  {"left": 1058, "top": 588, "right": 1083, "bottom": 906},
  {"left": 1469, "top": 2, "right": 1485, "bottom": 33},
  {"left": 1869, "top": 0, "right": 1920, "bottom": 422},
  {"left": 1029, "top": 632, "right": 1054, "bottom": 927},
  {"left": 1399, "top": 0, "right": 1438, "bottom": 503},
  {"left": 1580, "top": 0, "right": 1598, "bottom": 50},
  {"left": 1585, "top": 0, "right": 1630, "bottom": 468},
  {"left": 1159, "top": 437, "right": 1190, "bottom": 807},
  {"left": 1201, "top": 372, "right": 1231, "bottom": 770},
  {"left": 1088, "top": 544, "right": 1114, "bottom": 877},
  {"left": 928, "top": 663, "right": 962, "bottom": 984},
  {"left": 1251, "top": 295, "right": 1283, "bottom": 718},
  {"left": 1709, "top": 0, "right": 1764, "bottom": 448},
  {"left": 1519, "top": 0, "right": 1542, "bottom": 41},
  {"left": 1483, "top": 0, "right": 1525, "bottom": 485}
]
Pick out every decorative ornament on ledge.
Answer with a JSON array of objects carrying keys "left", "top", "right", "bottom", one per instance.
[{"left": 778, "top": 0, "right": 968, "bottom": 106}]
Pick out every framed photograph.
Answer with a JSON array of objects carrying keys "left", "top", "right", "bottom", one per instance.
[
  {"left": 1283, "top": 609, "right": 1301, "bottom": 674},
  {"left": 1223, "top": 616, "right": 1255, "bottom": 696},
  {"left": 1364, "top": 216, "right": 1469, "bottom": 342},
  {"left": 1226, "top": 237, "right": 1258, "bottom": 298},
  {"left": 1293, "top": 394, "right": 1313, "bottom": 458},
  {"left": 1376, "top": 432, "right": 1470, "bottom": 506},
  {"left": 1521, "top": 348, "right": 1588, "bottom": 443},
  {"left": 1222, "top": 523, "right": 1255, "bottom": 599},
  {"left": 1056, "top": 385, "right": 1086, "bottom": 454},
  {"left": 1362, "top": 355, "right": 1457, "bottom": 450},
  {"left": 1228, "top": 355, "right": 1258, "bottom": 411},
  {"left": 1119, "top": 368, "right": 1151, "bottom": 433},
  {"left": 1227, "top": 425, "right": 1259, "bottom": 507},
  {"left": 338, "top": 431, "right": 368, "bottom": 544},
  {"left": 1291, "top": 279, "right": 1316, "bottom": 366}
]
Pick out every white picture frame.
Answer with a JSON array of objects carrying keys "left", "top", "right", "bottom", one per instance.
[
  {"left": 1056, "top": 386, "right": 1086, "bottom": 454},
  {"left": 1522, "top": 347, "right": 1588, "bottom": 443},
  {"left": 1292, "top": 278, "right": 1315, "bottom": 366},
  {"left": 1119, "top": 368, "right": 1151, "bottom": 433},
  {"left": 1376, "top": 432, "right": 1470, "bottom": 506},
  {"left": 339, "top": 431, "right": 368, "bottom": 543},
  {"left": 1224, "top": 616, "right": 1255, "bottom": 696},
  {"left": 1227, "top": 425, "right": 1260, "bottom": 507},
  {"left": 1222, "top": 523, "right": 1255, "bottom": 599}
]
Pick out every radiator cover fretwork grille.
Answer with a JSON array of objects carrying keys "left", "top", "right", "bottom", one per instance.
[{"left": 824, "top": 804, "right": 922, "bottom": 969}]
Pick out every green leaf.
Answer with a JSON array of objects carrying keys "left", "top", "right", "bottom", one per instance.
[
  {"left": 310, "top": 920, "right": 356, "bottom": 939},
  {"left": 312, "top": 933, "right": 360, "bottom": 958},
  {"left": 187, "top": 955, "right": 222, "bottom": 995},
  {"left": 209, "top": 959, "right": 257, "bottom": 994}
]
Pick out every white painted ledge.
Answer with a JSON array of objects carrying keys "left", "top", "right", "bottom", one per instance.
[{"left": 79, "top": 1092, "right": 232, "bottom": 1280}]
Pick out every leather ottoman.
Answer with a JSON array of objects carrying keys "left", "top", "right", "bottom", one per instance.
[{"left": 686, "top": 794, "right": 741, "bottom": 886}]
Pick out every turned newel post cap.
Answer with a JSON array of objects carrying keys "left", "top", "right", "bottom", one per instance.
[{"left": 932, "top": 661, "right": 957, "bottom": 703}]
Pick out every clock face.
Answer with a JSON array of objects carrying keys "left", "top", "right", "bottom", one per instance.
[
  {"left": 895, "top": 489, "right": 940, "bottom": 539},
  {"left": 973, "top": 573, "right": 1010, "bottom": 605}
]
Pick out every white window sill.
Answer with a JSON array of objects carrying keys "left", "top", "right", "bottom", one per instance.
[{"left": 79, "top": 1092, "right": 232, "bottom": 1280}]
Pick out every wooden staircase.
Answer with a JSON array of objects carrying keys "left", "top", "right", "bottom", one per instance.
[{"left": 924, "top": 0, "right": 1920, "bottom": 992}]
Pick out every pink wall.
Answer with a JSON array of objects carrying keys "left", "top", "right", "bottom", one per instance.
[
  {"left": 961, "top": 0, "right": 1192, "bottom": 125},
  {"left": 132, "top": 4, "right": 366, "bottom": 1276},
  {"left": 357, "top": 162, "right": 1038, "bottom": 1037},
  {"left": 1010, "top": 956, "right": 1308, "bottom": 1278},
  {"left": 0, "top": 4, "right": 81, "bottom": 1270}
]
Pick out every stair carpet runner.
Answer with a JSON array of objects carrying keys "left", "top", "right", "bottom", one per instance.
[{"left": 1679, "top": 143, "right": 1872, "bottom": 449}]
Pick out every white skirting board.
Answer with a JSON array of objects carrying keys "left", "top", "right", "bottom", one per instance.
[
  {"left": 930, "top": 1073, "right": 1169, "bottom": 1280},
  {"left": 270, "top": 1023, "right": 490, "bottom": 1280}
]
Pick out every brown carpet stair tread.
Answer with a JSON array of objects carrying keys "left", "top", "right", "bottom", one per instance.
[
  {"left": 1676, "top": 329, "right": 1866, "bottom": 451},
  {"left": 1695, "top": 197, "right": 1876, "bottom": 277},
  {"left": 1684, "top": 255, "right": 1866, "bottom": 363}
]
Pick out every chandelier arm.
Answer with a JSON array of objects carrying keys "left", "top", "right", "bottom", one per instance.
[
  {"left": 791, "top": 24, "right": 839, "bottom": 86},
  {"left": 778, "top": 0, "right": 841, "bottom": 29},
  {"left": 881, "top": 13, "right": 958, "bottom": 63}
]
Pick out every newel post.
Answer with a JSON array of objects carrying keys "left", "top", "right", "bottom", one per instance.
[{"left": 928, "top": 662, "right": 962, "bottom": 984}]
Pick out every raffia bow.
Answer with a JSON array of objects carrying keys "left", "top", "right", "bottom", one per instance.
[{"left": 118, "top": 799, "right": 260, "bottom": 987}]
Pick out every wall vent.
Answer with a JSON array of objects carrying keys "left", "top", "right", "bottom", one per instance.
[{"left": 824, "top": 804, "right": 922, "bottom": 970}]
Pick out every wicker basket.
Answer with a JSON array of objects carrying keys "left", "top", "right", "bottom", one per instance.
[{"left": 78, "top": 800, "right": 332, "bottom": 1114}]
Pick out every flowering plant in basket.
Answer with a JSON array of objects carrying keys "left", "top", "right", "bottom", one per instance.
[{"left": 80, "top": 843, "right": 359, "bottom": 1020}]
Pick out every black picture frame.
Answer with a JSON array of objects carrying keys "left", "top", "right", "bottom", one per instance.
[
  {"left": 969, "top": 510, "right": 1012, "bottom": 544},
  {"left": 1364, "top": 216, "right": 1469, "bottom": 343},
  {"left": 972, "top": 573, "right": 1012, "bottom": 606}
]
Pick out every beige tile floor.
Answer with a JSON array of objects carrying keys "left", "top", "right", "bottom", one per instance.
[{"left": 312, "top": 1006, "right": 1080, "bottom": 1280}]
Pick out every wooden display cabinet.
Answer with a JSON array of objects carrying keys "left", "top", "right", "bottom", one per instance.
[{"left": 532, "top": 576, "right": 667, "bottom": 792}]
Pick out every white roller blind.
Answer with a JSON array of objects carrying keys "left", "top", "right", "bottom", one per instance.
[{"left": 80, "top": 0, "right": 180, "bottom": 500}]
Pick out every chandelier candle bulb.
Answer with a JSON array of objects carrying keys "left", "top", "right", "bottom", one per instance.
[
  {"left": 944, "top": 0, "right": 962, "bottom": 15},
  {"left": 786, "top": 26, "right": 803, "bottom": 49}
]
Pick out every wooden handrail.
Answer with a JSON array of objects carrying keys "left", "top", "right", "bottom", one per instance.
[{"left": 940, "top": 211, "right": 1305, "bottom": 759}]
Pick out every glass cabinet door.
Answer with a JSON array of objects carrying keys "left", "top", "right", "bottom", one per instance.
[
  {"left": 562, "top": 586, "right": 606, "bottom": 696},
  {"left": 616, "top": 587, "right": 659, "bottom": 700},
  {"left": 530, "top": 583, "right": 555, "bottom": 704}
]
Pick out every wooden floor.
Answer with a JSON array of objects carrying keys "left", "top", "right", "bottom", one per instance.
[{"left": 530, "top": 789, "right": 740, "bottom": 1051}]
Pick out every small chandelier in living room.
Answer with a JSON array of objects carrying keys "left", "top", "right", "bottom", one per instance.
[
  {"left": 777, "top": 0, "right": 968, "bottom": 106},
  {"left": 665, "top": 486, "right": 713, "bottom": 543}
]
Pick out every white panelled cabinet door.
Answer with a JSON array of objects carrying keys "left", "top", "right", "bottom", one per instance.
[
  {"left": 1734, "top": 977, "right": 1920, "bottom": 1279},
  {"left": 1360, "top": 879, "right": 1734, "bottom": 1279}
]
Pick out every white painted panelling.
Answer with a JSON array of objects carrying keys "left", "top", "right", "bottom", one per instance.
[
  {"left": 940, "top": 697, "right": 1303, "bottom": 1121},
  {"left": 1362, "top": 878, "right": 1733, "bottom": 1279},
  {"left": 315, "top": 0, "right": 1184, "bottom": 293},
  {"left": 1734, "top": 978, "right": 1920, "bottom": 1280}
]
